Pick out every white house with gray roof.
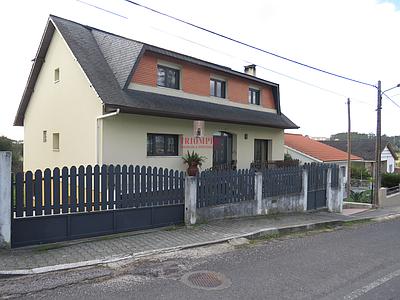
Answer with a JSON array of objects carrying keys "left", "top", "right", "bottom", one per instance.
[{"left": 15, "top": 15, "right": 298, "bottom": 172}]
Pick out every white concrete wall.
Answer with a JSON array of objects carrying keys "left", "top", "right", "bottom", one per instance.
[
  {"left": 23, "top": 30, "right": 103, "bottom": 171},
  {"left": 284, "top": 146, "right": 320, "bottom": 164},
  {"left": 381, "top": 146, "right": 395, "bottom": 173},
  {"left": 102, "top": 113, "right": 284, "bottom": 171}
]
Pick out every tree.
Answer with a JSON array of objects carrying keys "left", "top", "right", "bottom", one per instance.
[{"left": 0, "top": 136, "right": 23, "bottom": 173}]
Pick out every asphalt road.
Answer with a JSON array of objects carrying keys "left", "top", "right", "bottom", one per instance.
[{"left": 2, "top": 218, "right": 400, "bottom": 300}]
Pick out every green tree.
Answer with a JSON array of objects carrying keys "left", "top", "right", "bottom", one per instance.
[{"left": 0, "top": 136, "right": 23, "bottom": 173}]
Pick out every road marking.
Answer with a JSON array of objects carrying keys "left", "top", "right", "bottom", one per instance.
[{"left": 344, "top": 269, "right": 400, "bottom": 299}]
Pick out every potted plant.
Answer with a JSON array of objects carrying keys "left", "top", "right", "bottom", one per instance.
[{"left": 182, "top": 151, "right": 206, "bottom": 176}]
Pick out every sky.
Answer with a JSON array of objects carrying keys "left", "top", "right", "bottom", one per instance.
[{"left": 1, "top": 0, "right": 400, "bottom": 141}]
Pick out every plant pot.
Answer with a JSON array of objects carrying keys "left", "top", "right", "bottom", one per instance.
[{"left": 187, "top": 164, "right": 199, "bottom": 176}]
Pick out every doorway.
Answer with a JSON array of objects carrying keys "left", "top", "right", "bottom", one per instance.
[
  {"left": 254, "top": 139, "right": 271, "bottom": 164},
  {"left": 213, "top": 132, "right": 233, "bottom": 167}
]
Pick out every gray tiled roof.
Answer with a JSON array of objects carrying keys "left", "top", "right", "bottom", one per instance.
[
  {"left": 92, "top": 30, "right": 143, "bottom": 88},
  {"left": 14, "top": 15, "right": 298, "bottom": 130},
  {"left": 111, "top": 90, "right": 298, "bottom": 129}
]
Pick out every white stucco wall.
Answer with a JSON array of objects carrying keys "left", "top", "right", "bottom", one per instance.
[
  {"left": 381, "top": 146, "right": 395, "bottom": 173},
  {"left": 102, "top": 113, "right": 284, "bottom": 171},
  {"left": 23, "top": 29, "right": 103, "bottom": 171}
]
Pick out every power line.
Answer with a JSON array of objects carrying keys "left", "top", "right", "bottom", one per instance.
[
  {"left": 149, "top": 24, "right": 374, "bottom": 106},
  {"left": 76, "top": 0, "right": 375, "bottom": 107},
  {"left": 122, "top": 0, "right": 376, "bottom": 88},
  {"left": 382, "top": 92, "right": 400, "bottom": 110},
  {"left": 77, "top": 0, "right": 128, "bottom": 19}
]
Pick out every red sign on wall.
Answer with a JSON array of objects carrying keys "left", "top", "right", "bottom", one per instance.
[{"left": 181, "top": 136, "right": 213, "bottom": 149}]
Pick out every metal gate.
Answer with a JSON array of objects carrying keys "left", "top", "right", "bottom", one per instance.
[
  {"left": 11, "top": 165, "right": 184, "bottom": 248},
  {"left": 306, "top": 164, "right": 328, "bottom": 210}
]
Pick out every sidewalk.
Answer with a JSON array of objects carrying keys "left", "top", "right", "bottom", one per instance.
[{"left": 1, "top": 204, "right": 400, "bottom": 275}]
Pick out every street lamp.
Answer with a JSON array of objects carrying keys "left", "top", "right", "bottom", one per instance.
[{"left": 373, "top": 82, "right": 400, "bottom": 207}]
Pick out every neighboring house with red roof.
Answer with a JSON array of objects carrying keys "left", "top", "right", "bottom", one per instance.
[
  {"left": 284, "top": 134, "right": 363, "bottom": 181},
  {"left": 322, "top": 140, "right": 398, "bottom": 174}
]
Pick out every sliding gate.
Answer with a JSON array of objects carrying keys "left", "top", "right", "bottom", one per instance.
[{"left": 11, "top": 165, "right": 184, "bottom": 248}]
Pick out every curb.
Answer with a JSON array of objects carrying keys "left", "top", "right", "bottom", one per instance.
[{"left": 1, "top": 213, "right": 400, "bottom": 277}]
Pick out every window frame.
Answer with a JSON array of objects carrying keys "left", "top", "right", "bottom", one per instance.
[
  {"left": 147, "top": 133, "right": 179, "bottom": 157},
  {"left": 248, "top": 88, "right": 260, "bottom": 105},
  {"left": 54, "top": 68, "right": 60, "bottom": 83},
  {"left": 52, "top": 133, "right": 60, "bottom": 151},
  {"left": 157, "top": 65, "right": 180, "bottom": 89},
  {"left": 43, "top": 130, "right": 47, "bottom": 143},
  {"left": 210, "top": 78, "right": 226, "bottom": 98}
]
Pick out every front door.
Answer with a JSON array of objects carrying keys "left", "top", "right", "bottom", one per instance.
[
  {"left": 213, "top": 136, "right": 227, "bottom": 166},
  {"left": 213, "top": 132, "right": 232, "bottom": 167}
]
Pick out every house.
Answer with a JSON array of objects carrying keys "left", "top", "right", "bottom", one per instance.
[
  {"left": 14, "top": 16, "right": 298, "bottom": 172},
  {"left": 284, "top": 133, "right": 363, "bottom": 180},
  {"left": 322, "top": 140, "right": 398, "bottom": 174}
]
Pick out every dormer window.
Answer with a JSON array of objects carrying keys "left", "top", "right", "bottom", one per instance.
[
  {"left": 210, "top": 78, "right": 226, "bottom": 98},
  {"left": 157, "top": 65, "right": 180, "bottom": 89},
  {"left": 249, "top": 88, "right": 260, "bottom": 105}
]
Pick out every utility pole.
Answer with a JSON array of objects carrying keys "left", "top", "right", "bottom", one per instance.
[
  {"left": 346, "top": 98, "right": 351, "bottom": 200},
  {"left": 374, "top": 80, "right": 382, "bottom": 207}
]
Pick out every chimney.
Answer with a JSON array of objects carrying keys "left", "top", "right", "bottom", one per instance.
[{"left": 244, "top": 64, "right": 256, "bottom": 76}]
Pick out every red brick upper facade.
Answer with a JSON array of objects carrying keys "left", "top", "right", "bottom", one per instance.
[{"left": 131, "top": 51, "right": 276, "bottom": 110}]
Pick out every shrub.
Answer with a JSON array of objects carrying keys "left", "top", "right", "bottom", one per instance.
[
  {"left": 348, "top": 190, "right": 372, "bottom": 203},
  {"left": 381, "top": 173, "right": 400, "bottom": 188}
]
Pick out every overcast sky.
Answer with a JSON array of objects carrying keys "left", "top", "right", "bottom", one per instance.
[{"left": 1, "top": 0, "right": 400, "bottom": 140}]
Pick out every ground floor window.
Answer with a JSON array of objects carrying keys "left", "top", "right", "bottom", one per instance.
[{"left": 147, "top": 133, "right": 179, "bottom": 156}]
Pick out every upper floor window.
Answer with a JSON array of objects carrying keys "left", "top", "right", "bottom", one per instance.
[
  {"left": 54, "top": 68, "right": 60, "bottom": 83},
  {"left": 157, "top": 65, "right": 180, "bottom": 89},
  {"left": 53, "top": 133, "right": 60, "bottom": 151},
  {"left": 249, "top": 88, "right": 260, "bottom": 105},
  {"left": 210, "top": 78, "right": 226, "bottom": 98},
  {"left": 147, "top": 133, "right": 179, "bottom": 156}
]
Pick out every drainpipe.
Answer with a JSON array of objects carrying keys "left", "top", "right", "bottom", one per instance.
[{"left": 96, "top": 109, "right": 120, "bottom": 165}]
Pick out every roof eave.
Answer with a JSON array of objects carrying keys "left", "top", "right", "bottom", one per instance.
[
  {"left": 14, "top": 18, "right": 55, "bottom": 126},
  {"left": 105, "top": 103, "right": 298, "bottom": 129}
]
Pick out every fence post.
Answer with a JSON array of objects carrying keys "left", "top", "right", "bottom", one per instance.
[
  {"left": 184, "top": 176, "right": 197, "bottom": 225},
  {"left": 326, "top": 167, "right": 333, "bottom": 212},
  {"left": 0, "top": 151, "right": 12, "bottom": 248},
  {"left": 301, "top": 168, "right": 308, "bottom": 211},
  {"left": 254, "top": 172, "right": 263, "bottom": 215},
  {"left": 378, "top": 187, "right": 387, "bottom": 208},
  {"left": 336, "top": 166, "right": 346, "bottom": 213}
]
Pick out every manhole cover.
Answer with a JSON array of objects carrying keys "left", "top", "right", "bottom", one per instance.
[{"left": 181, "top": 271, "right": 231, "bottom": 290}]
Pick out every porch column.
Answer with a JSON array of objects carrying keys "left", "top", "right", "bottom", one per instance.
[{"left": 0, "top": 151, "right": 12, "bottom": 248}]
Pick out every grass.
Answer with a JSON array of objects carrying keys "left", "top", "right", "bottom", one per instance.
[{"left": 34, "top": 243, "right": 66, "bottom": 252}]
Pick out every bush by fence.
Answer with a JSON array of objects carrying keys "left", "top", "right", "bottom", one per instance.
[{"left": 381, "top": 173, "right": 400, "bottom": 188}]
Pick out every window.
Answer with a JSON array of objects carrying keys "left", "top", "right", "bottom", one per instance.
[
  {"left": 210, "top": 79, "right": 226, "bottom": 98},
  {"left": 53, "top": 133, "right": 60, "bottom": 151},
  {"left": 249, "top": 88, "right": 260, "bottom": 105},
  {"left": 43, "top": 130, "right": 47, "bottom": 143},
  {"left": 54, "top": 68, "right": 60, "bottom": 82},
  {"left": 147, "top": 134, "right": 179, "bottom": 156},
  {"left": 157, "top": 65, "right": 180, "bottom": 89}
]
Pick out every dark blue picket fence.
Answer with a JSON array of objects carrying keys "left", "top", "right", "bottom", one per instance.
[
  {"left": 196, "top": 169, "right": 255, "bottom": 208},
  {"left": 11, "top": 165, "right": 184, "bottom": 247}
]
